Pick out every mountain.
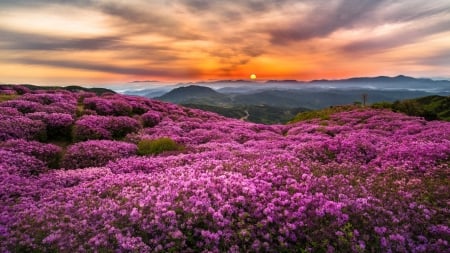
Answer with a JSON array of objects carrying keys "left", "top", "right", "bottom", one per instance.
[
  {"left": 231, "top": 89, "right": 435, "bottom": 109},
  {"left": 309, "top": 75, "right": 450, "bottom": 91},
  {"left": 157, "top": 85, "right": 231, "bottom": 105},
  {"left": 151, "top": 76, "right": 450, "bottom": 122}
]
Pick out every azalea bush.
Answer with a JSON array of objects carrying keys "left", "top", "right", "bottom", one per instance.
[
  {"left": 61, "top": 140, "right": 137, "bottom": 169},
  {"left": 141, "top": 111, "right": 162, "bottom": 127},
  {"left": 0, "top": 115, "right": 47, "bottom": 141},
  {"left": 73, "top": 115, "right": 141, "bottom": 141},
  {"left": 0, "top": 139, "right": 62, "bottom": 168}
]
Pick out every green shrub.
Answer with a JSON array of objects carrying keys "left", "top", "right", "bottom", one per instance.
[
  {"left": 137, "top": 138, "right": 184, "bottom": 155},
  {"left": 289, "top": 105, "right": 359, "bottom": 123},
  {"left": 0, "top": 94, "right": 19, "bottom": 102}
]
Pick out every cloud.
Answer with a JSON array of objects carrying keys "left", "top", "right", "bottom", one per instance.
[
  {"left": 0, "top": 28, "right": 182, "bottom": 64},
  {"left": 267, "top": 0, "right": 450, "bottom": 44},
  {"left": 0, "top": 29, "right": 121, "bottom": 51},
  {"left": 7, "top": 57, "right": 199, "bottom": 78},
  {"left": 341, "top": 19, "right": 450, "bottom": 54},
  {"left": 417, "top": 49, "right": 450, "bottom": 66},
  {"left": 267, "top": 0, "right": 384, "bottom": 44}
]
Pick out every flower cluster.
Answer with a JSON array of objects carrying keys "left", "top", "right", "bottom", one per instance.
[
  {"left": 0, "top": 139, "right": 62, "bottom": 168},
  {"left": 141, "top": 110, "right": 162, "bottom": 127},
  {"left": 0, "top": 115, "right": 47, "bottom": 141},
  {"left": 83, "top": 96, "right": 133, "bottom": 116},
  {"left": 27, "top": 112, "right": 74, "bottom": 139},
  {"left": 61, "top": 140, "right": 137, "bottom": 169},
  {"left": 0, "top": 149, "right": 46, "bottom": 176},
  {"left": 73, "top": 115, "right": 141, "bottom": 141}
]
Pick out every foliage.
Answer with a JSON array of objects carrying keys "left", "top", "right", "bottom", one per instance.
[
  {"left": 141, "top": 111, "right": 162, "bottom": 127},
  {"left": 73, "top": 115, "right": 141, "bottom": 141},
  {"left": 0, "top": 139, "right": 62, "bottom": 168},
  {"left": 289, "top": 105, "right": 359, "bottom": 123},
  {"left": 183, "top": 103, "right": 309, "bottom": 124},
  {"left": 372, "top": 95, "right": 450, "bottom": 121},
  {"left": 137, "top": 138, "right": 184, "bottom": 155},
  {"left": 0, "top": 94, "right": 19, "bottom": 102},
  {"left": 61, "top": 140, "right": 137, "bottom": 169}
]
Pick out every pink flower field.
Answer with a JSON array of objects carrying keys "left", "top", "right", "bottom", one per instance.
[{"left": 0, "top": 87, "right": 449, "bottom": 252}]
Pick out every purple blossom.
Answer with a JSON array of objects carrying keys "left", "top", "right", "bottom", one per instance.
[
  {"left": 61, "top": 140, "right": 137, "bottom": 169},
  {"left": 0, "top": 115, "right": 46, "bottom": 141},
  {"left": 0, "top": 139, "right": 62, "bottom": 168},
  {"left": 73, "top": 115, "right": 141, "bottom": 141}
]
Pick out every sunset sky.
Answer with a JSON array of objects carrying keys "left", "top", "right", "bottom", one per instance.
[{"left": 1, "top": 0, "right": 450, "bottom": 85}]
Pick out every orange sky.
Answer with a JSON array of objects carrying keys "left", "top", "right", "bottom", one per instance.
[{"left": 1, "top": 0, "right": 449, "bottom": 85}]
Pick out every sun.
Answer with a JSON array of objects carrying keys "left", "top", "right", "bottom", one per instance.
[{"left": 250, "top": 74, "right": 256, "bottom": 80}]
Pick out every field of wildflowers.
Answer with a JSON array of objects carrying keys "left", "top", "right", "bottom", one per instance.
[{"left": 0, "top": 86, "right": 449, "bottom": 252}]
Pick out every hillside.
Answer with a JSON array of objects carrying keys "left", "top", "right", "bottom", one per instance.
[
  {"left": 231, "top": 89, "right": 436, "bottom": 109},
  {"left": 157, "top": 85, "right": 231, "bottom": 105},
  {"left": 0, "top": 86, "right": 449, "bottom": 252},
  {"left": 182, "top": 103, "right": 309, "bottom": 124},
  {"left": 372, "top": 95, "right": 450, "bottom": 121}
]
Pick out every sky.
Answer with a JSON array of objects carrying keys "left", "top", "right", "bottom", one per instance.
[{"left": 0, "top": 0, "right": 450, "bottom": 85}]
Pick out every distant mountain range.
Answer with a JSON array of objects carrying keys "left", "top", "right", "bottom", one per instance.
[{"left": 147, "top": 75, "right": 450, "bottom": 123}]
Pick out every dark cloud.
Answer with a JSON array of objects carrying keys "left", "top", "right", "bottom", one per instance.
[
  {"left": 0, "top": 29, "right": 170, "bottom": 54},
  {"left": 269, "top": 0, "right": 386, "bottom": 44},
  {"left": 0, "top": 0, "right": 91, "bottom": 7},
  {"left": 341, "top": 19, "right": 450, "bottom": 54},
  {"left": 176, "top": 0, "right": 287, "bottom": 13},
  {"left": 267, "top": 0, "right": 450, "bottom": 44},
  {"left": 417, "top": 49, "right": 450, "bottom": 66},
  {"left": 8, "top": 57, "right": 199, "bottom": 77},
  {"left": 0, "top": 29, "right": 121, "bottom": 51},
  {"left": 95, "top": 2, "right": 205, "bottom": 40},
  {"left": 0, "top": 29, "right": 178, "bottom": 62}
]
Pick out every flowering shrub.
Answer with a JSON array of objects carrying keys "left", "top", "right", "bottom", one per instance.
[
  {"left": 61, "top": 140, "right": 137, "bottom": 169},
  {"left": 0, "top": 90, "right": 449, "bottom": 252},
  {"left": 0, "top": 115, "right": 46, "bottom": 141},
  {"left": 0, "top": 149, "right": 46, "bottom": 176},
  {"left": 10, "top": 85, "right": 31, "bottom": 95},
  {"left": 108, "top": 116, "right": 142, "bottom": 139},
  {"left": 0, "top": 100, "right": 43, "bottom": 113},
  {"left": 73, "top": 115, "right": 141, "bottom": 141},
  {"left": 83, "top": 96, "right": 133, "bottom": 116},
  {"left": 137, "top": 138, "right": 184, "bottom": 155},
  {"left": 19, "top": 93, "right": 77, "bottom": 105},
  {"left": 0, "top": 139, "right": 62, "bottom": 168},
  {"left": 27, "top": 112, "right": 74, "bottom": 140},
  {"left": 141, "top": 111, "right": 162, "bottom": 127},
  {"left": 0, "top": 107, "right": 22, "bottom": 116}
]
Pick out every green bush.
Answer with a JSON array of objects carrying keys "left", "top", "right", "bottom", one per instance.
[
  {"left": 137, "top": 138, "right": 184, "bottom": 155},
  {"left": 289, "top": 105, "right": 358, "bottom": 123}
]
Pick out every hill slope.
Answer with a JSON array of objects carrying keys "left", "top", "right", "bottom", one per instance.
[
  {"left": 157, "top": 85, "right": 231, "bottom": 105},
  {"left": 0, "top": 85, "right": 449, "bottom": 252},
  {"left": 372, "top": 95, "right": 450, "bottom": 121}
]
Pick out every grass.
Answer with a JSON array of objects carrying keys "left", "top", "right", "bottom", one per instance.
[
  {"left": 137, "top": 138, "right": 184, "bottom": 155},
  {"left": 289, "top": 105, "right": 360, "bottom": 123},
  {"left": 0, "top": 94, "right": 19, "bottom": 102}
]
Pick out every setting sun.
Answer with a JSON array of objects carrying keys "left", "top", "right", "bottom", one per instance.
[{"left": 250, "top": 74, "right": 256, "bottom": 80}]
